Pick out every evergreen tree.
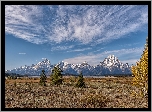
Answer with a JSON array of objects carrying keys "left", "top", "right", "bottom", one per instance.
[
  {"left": 50, "top": 65, "right": 63, "bottom": 85},
  {"left": 131, "top": 37, "right": 148, "bottom": 97},
  {"left": 39, "top": 70, "right": 47, "bottom": 86},
  {"left": 75, "top": 72, "right": 85, "bottom": 88}
]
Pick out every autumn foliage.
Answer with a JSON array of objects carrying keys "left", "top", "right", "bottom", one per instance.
[{"left": 131, "top": 37, "right": 148, "bottom": 97}]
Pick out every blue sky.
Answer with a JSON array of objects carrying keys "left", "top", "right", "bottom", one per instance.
[{"left": 5, "top": 5, "right": 148, "bottom": 70}]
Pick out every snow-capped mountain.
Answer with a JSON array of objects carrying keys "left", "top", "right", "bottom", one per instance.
[
  {"left": 5, "top": 59, "right": 53, "bottom": 76},
  {"left": 98, "top": 55, "right": 131, "bottom": 75},
  {"left": 5, "top": 55, "right": 132, "bottom": 76}
]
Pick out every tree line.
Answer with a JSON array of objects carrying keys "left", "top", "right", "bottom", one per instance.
[{"left": 39, "top": 64, "right": 85, "bottom": 88}]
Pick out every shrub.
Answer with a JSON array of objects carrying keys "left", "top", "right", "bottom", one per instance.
[
  {"left": 69, "top": 76, "right": 77, "bottom": 86},
  {"left": 75, "top": 72, "right": 85, "bottom": 88},
  {"left": 11, "top": 76, "right": 17, "bottom": 79},
  {"left": 14, "top": 81, "right": 17, "bottom": 87}
]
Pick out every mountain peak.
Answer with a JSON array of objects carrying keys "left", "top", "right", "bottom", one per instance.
[
  {"left": 101, "top": 55, "right": 119, "bottom": 66},
  {"left": 107, "top": 55, "right": 116, "bottom": 59},
  {"left": 37, "top": 58, "right": 51, "bottom": 66},
  {"left": 83, "top": 61, "right": 88, "bottom": 64}
]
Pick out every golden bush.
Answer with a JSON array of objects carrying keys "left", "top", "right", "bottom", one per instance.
[{"left": 131, "top": 37, "right": 148, "bottom": 97}]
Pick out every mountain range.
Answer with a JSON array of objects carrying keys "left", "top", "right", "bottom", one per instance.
[{"left": 5, "top": 55, "right": 132, "bottom": 76}]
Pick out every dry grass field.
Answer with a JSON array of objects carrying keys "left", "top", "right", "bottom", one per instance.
[{"left": 5, "top": 76, "right": 148, "bottom": 108}]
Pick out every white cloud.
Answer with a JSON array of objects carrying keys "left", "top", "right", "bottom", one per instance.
[
  {"left": 121, "top": 59, "right": 139, "bottom": 66},
  {"left": 5, "top": 5, "right": 48, "bottom": 44},
  {"left": 67, "top": 47, "right": 92, "bottom": 52},
  {"left": 64, "top": 54, "right": 98, "bottom": 66},
  {"left": 18, "top": 53, "right": 26, "bottom": 54},
  {"left": 93, "top": 47, "right": 105, "bottom": 52},
  {"left": 5, "top": 5, "right": 148, "bottom": 45},
  {"left": 63, "top": 47, "right": 144, "bottom": 66},
  {"left": 51, "top": 45, "right": 74, "bottom": 51},
  {"left": 119, "top": 42, "right": 140, "bottom": 47}
]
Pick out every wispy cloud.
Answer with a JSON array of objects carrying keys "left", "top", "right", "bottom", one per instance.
[
  {"left": 119, "top": 42, "right": 140, "bottom": 47},
  {"left": 51, "top": 45, "right": 74, "bottom": 51},
  {"left": 5, "top": 5, "right": 148, "bottom": 45},
  {"left": 18, "top": 53, "right": 26, "bottom": 54},
  {"left": 63, "top": 47, "right": 144, "bottom": 66},
  {"left": 67, "top": 47, "right": 92, "bottom": 52},
  {"left": 93, "top": 47, "right": 105, "bottom": 53}
]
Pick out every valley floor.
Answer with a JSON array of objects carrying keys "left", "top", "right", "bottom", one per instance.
[{"left": 5, "top": 77, "right": 148, "bottom": 108}]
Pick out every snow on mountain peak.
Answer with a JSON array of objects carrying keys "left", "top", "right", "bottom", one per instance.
[
  {"left": 101, "top": 55, "right": 120, "bottom": 67},
  {"left": 83, "top": 61, "right": 87, "bottom": 63},
  {"left": 107, "top": 55, "right": 117, "bottom": 59},
  {"left": 37, "top": 59, "right": 50, "bottom": 66}
]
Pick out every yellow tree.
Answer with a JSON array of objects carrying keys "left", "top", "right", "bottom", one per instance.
[{"left": 131, "top": 37, "right": 148, "bottom": 97}]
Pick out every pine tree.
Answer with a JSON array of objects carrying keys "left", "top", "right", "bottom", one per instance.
[
  {"left": 75, "top": 72, "right": 85, "bottom": 88},
  {"left": 131, "top": 37, "right": 148, "bottom": 97},
  {"left": 50, "top": 65, "right": 63, "bottom": 85},
  {"left": 39, "top": 70, "right": 47, "bottom": 86}
]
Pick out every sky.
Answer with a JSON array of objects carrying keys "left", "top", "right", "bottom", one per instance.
[{"left": 5, "top": 5, "right": 148, "bottom": 70}]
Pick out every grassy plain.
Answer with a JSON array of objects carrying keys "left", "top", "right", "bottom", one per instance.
[{"left": 5, "top": 76, "right": 148, "bottom": 108}]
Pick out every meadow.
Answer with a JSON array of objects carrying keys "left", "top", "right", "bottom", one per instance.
[{"left": 5, "top": 76, "right": 148, "bottom": 108}]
